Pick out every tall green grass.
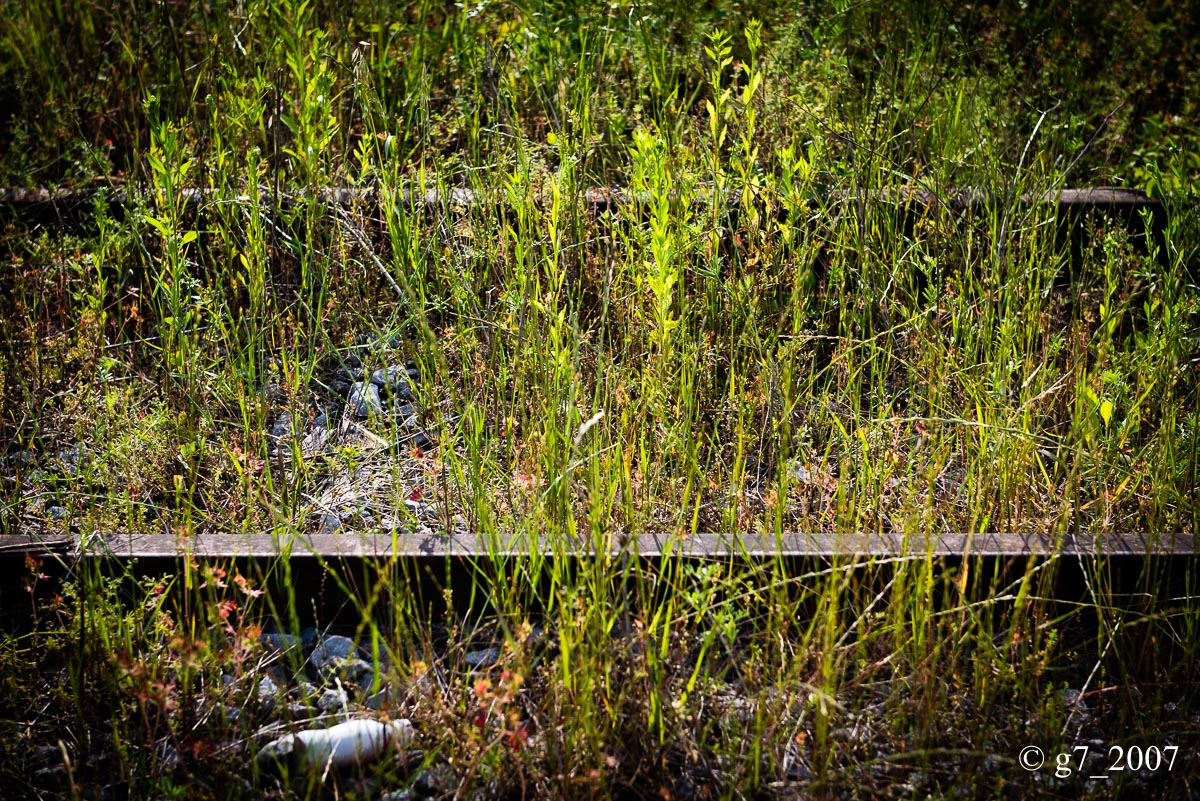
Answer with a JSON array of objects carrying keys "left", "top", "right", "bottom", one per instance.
[{"left": 0, "top": 0, "right": 1197, "bottom": 798}]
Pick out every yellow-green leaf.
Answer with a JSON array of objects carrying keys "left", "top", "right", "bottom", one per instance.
[{"left": 145, "top": 215, "right": 171, "bottom": 236}]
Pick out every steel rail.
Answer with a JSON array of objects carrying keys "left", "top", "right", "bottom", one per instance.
[
  {"left": 0, "top": 185, "right": 1168, "bottom": 217},
  {"left": 0, "top": 531, "right": 1194, "bottom": 558}
]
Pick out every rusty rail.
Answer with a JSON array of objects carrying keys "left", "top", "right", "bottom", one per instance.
[
  {"left": 0, "top": 530, "right": 1194, "bottom": 559},
  {"left": 0, "top": 184, "right": 1169, "bottom": 218}
]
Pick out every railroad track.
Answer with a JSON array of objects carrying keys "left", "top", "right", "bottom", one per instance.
[{"left": 1, "top": 184, "right": 1193, "bottom": 563}]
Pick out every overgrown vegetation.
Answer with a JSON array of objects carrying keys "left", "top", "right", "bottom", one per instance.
[{"left": 0, "top": 0, "right": 1198, "bottom": 799}]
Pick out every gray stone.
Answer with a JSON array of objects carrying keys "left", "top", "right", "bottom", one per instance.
[
  {"left": 31, "top": 766, "right": 69, "bottom": 792},
  {"left": 370, "top": 365, "right": 416, "bottom": 401},
  {"left": 57, "top": 445, "right": 84, "bottom": 474},
  {"left": 368, "top": 366, "right": 392, "bottom": 387},
  {"left": 334, "top": 657, "right": 376, "bottom": 690},
  {"left": 392, "top": 403, "right": 419, "bottom": 427},
  {"left": 525, "top": 622, "right": 547, "bottom": 649},
  {"left": 301, "top": 422, "right": 331, "bottom": 456},
  {"left": 266, "top": 663, "right": 291, "bottom": 687},
  {"left": 380, "top": 791, "right": 413, "bottom": 801},
  {"left": 158, "top": 743, "right": 181, "bottom": 772},
  {"left": 463, "top": 647, "right": 501, "bottom": 668},
  {"left": 309, "top": 635, "right": 361, "bottom": 672},
  {"left": 46, "top": 506, "right": 69, "bottom": 520},
  {"left": 350, "top": 381, "right": 383, "bottom": 417},
  {"left": 318, "top": 687, "right": 347, "bottom": 713},
  {"left": 260, "top": 382, "right": 286, "bottom": 403},
  {"left": 317, "top": 512, "right": 342, "bottom": 535},
  {"left": 286, "top": 701, "right": 316, "bottom": 720},
  {"left": 6, "top": 450, "right": 37, "bottom": 470},
  {"left": 270, "top": 414, "right": 292, "bottom": 442},
  {"left": 1062, "top": 687, "right": 1089, "bottom": 722},
  {"left": 257, "top": 676, "right": 278, "bottom": 714},
  {"left": 412, "top": 766, "right": 447, "bottom": 797},
  {"left": 364, "top": 685, "right": 393, "bottom": 711},
  {"left": 261, "top": 632, "right": 303, "bottom": 656}
]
